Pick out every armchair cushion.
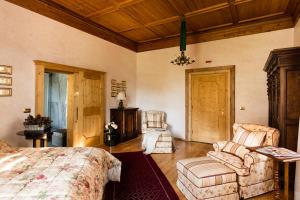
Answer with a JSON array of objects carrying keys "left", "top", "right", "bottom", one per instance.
[
  {"left": 146, "top": 112, "right": 162, "bottom": 128},
  {"left": 213, "top": 141, "right": 228, "bottom": 152},
  {"left": 222, "top": 142, "right": 250, "bottom": 160},
  {"left": 233, "top": 127, "right": 266, "bottom": 147}
]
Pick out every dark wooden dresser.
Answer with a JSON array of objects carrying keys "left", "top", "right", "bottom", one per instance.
[
  {"left": 110, "top": 108, "right": 139, "bottom": 142},
  {"left": 264, "top": 47, "right": 300, "bottom": 188}
]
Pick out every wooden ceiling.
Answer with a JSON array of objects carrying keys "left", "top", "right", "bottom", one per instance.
[{"left": 6, "top": 0, "right": 300, "bottom": 52}]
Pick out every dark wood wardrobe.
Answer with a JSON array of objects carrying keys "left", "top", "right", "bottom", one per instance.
[{"left": 264, "top": 46, "right": 300, "bottom": 188}]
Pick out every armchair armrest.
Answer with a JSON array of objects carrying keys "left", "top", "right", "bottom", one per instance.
[
  {"left": 244, "top": 152, "right": 271, "bottom": 168},
  {"left": 213, "top": 141, "right": 228, "bottom": 152},
  {"left": 162, "top": 122, "right": 168, "bottom": 130}
]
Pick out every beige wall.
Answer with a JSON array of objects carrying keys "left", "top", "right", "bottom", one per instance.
[
  {"left": 136, "top": 29, "right": 294, "bottom": 139},
  {"left": 295, "top": 19, "right": 300, "bottom": 46},
  {"left": 0, "top": 1, "right": 136, "bottom": 146}
]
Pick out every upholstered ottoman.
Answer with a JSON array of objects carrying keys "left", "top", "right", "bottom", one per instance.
[
  {"left": 152, "top": 130, "right": 174, "bottom": 153},
  {"left": 176, "top": 156, "right": 239, "bottom": 200}
]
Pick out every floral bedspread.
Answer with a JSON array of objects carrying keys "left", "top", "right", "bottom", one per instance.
[{"left": 0, "top": 147, "right": 121, "bottom": 200}]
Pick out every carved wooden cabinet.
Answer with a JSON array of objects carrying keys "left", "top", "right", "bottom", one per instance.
[
  {"left": 264, "top": 47, "right": 300, "bottom": 188},
  {"left": 110, "top": 108, "right": 139, "bottom": 142}
]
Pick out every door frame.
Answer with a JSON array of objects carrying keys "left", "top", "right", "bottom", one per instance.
[
  {"left": 34, "top": 60, "right": 106, "bottom": 146},
  {"left": 185, "top": 66, "right": 235, "bottom": 142}
]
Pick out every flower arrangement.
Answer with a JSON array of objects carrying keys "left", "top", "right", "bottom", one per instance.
[
  {"left": 23, "top": 115, "right": 52, "bottom": 131},
  {"left": 105, "top": 122, "right": 118, "bottom": 131}
]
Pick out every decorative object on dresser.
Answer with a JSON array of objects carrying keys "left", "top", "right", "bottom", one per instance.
[
  {"left": 116, "top": 91, "right": 126, "bottom": 109},
  {"left": 110, "top": 108, "right": 139, "bottom": 142},
  {"left": 264, "top": 46, "right": 300, "bottom": 188},
  {"left": 104, "top": 122, "right": 119, "bottom": 146}
]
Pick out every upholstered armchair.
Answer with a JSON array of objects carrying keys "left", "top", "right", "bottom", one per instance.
[
  {"left": 141, "top": 111, "right": 168, "bottom": 133},
  {"left": 207, "top": 123, "right": 280, "bottom": 199}
]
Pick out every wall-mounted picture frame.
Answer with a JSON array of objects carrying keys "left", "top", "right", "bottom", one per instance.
[
  {"left": 111, "top": 79, "right": 117, "bottom": 97},
  {"left": 0, "top": 65, "right": 12, "bottom": 75},
  {"left": 0, "top": 76, "right": 12, "bottom": 86},
  {"left": 0, "top": 88, "right": 12, "bottom": 97}
]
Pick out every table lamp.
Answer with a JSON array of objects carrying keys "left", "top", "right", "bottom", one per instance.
[{"left": 117, "top": 91, "right": 126, "bottom": 109}]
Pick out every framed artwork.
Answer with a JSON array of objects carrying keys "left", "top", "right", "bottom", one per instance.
[
  {"left": 0, "top": 76, "right": 12, "bottom": 86},
  {"left": 121, "top": 81, "right": 126, "bottom": 91},
  {"left": 0, "top": 88, "right": 12, "bottom": 96},
  {"left": 111, "top": 79, "right": 127, "bottom": 97},
  {"left": 111, "top": 79, "right": 117, "bottom": 97},
  {"left": 0, "top": 65, "right": 12, "bottom": 75}
]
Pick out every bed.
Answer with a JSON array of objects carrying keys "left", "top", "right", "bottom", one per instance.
[{"left": 0, "top": 141, "right": 121, "bottom": 199}]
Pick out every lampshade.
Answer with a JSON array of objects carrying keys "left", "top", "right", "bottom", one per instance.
[{"left": 117, "top": 91, "right": 126, "bottom": 101}]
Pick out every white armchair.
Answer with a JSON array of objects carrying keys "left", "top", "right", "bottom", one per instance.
[{"left": 142, "top": 111, "right": 168, "bottom": 133}]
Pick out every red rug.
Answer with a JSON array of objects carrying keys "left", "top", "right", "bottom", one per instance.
[{"left": 104, "top": 151, "right": 179, "bottom": 200}]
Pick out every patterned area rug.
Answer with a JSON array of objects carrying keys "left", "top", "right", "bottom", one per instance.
[{"left": 104, "top": 151, "right": 179, "bottom": 200}]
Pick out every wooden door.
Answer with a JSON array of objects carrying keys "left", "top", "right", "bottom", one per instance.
[
  {"left": 73, "top": 71, "right": 105, "bottom": 147},
  {"left": 190, "top": 71, "right": 229, "bottom": 143}
]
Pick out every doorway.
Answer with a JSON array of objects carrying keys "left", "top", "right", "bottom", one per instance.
[
  {"left": 44, "top": 72, "right": 68, "bottom": 147},
  {"left": 35, "top": 60, "right": 105, "bottom": 147},
  {"left": 186, "top": 66, "right": 235, "bottom": 143}
]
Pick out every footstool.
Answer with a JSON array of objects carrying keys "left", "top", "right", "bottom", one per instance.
[
  {"left": 176, "top": 156, "right": 239, "bottom": 200},
  {"left": 152, "top": 130, "right": 173, "bottom": 153}
]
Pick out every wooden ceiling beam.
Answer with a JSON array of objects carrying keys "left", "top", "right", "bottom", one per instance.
[
  {"left": 228, "top": 0, "right": 239, "bottom": 24},
  {"left": 185, "top": 3, "right": 229, "bottom": 18},
  {"left": 137, "top": 16, "right": 294, "bottom": 52},
  {"left": 5, "top": 0, "right": 137, "bottom": 51}
]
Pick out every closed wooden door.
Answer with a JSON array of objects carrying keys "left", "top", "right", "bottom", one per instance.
[
  {"left": 190, "top": 71, "right": 229, "bottom": 143},
  {"left": 73, "top": 71, "right": 105, "bottom": 147}
]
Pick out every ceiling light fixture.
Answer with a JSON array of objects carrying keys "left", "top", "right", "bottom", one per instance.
[{"left": 171, "top": 16, "right": 195, "bottom": 66}]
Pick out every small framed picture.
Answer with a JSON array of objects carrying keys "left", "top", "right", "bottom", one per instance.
[
  {"left": 0, "top": 65, "right": 12, "bottom": 75},
  {"left": 0, "top": 88, "right": 12, "bottom": 97},
  {"left": 0, "top": 76, "right": 12, "bottom": 86}
]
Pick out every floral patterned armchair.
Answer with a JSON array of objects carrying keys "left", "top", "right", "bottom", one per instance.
[
  {"left": 141, "top": 111, "right": 168, "bottom": 133},
  {"left": 207, "top": 123, "right": 280, "bottom": 199}
]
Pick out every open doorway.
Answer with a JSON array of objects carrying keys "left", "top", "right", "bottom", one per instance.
[
  {"left": 35, "top": 60, "right": 105, "bottom": 147},
  {"left": 44, "top": 72, "right": 68, "bottom": 147}
]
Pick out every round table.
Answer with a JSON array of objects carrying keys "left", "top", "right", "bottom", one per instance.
[{"left": 17, "top": 130, "right": 48, "bottom": 147}]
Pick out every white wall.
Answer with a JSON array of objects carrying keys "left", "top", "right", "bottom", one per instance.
[
  {"left": 136, "top": 29, "right": 294, "bottom": 139},
  {"left": 0, "top": 1, "right": 136, "bottom": 146},
  {"left": 295, "top": 18, "right": 300, "bottom": 46}
]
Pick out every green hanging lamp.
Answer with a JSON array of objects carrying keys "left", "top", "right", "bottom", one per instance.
[{"left": 171, "top": 16, "right": 195, "bottom": 66}]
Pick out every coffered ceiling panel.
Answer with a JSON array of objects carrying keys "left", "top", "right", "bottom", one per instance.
[
  {"left": 236, "top": 0, "right": 290, "bottom": 22},
  {"left": 121, "top": 28, "right": 159, "bottom": 42},
  {"left": 187, "top": 7, "right": 233, "bottom": 31},
  {"left": 119, "top": 0, "right": 178, "bottom": 24},
  {"left": 91, "top": 11, "right": 140, "bottom": 32},
  {"left": 6, "top": 0, "right": 300, "bottom": 52}
]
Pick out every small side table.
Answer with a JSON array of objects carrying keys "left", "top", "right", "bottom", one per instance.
[
  {"left": 248, "top": 146, "right": 300, "bottom": 200},
  {"left": 17, "top": 130, "right": 48, "bottom": 147}
]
